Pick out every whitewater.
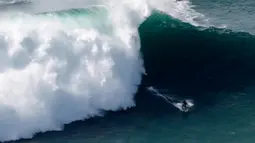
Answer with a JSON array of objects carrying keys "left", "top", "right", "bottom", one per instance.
[{"left": 0, "top": 0, "right": 207, "bottom": 142}]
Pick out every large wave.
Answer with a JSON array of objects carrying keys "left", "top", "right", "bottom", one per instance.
[{"left": 0, "top": 0, "right": 210, "bottom": 142}]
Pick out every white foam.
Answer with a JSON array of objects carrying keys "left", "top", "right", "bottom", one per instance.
[
  {"left": 146, "top": 0, "right": 210, "bottom": 26},
  {"left": 0, "top": 5, "right": 146, "bottom": 141},
  {"left": 0, "top": 0, "right": 208, "bottom": 26}
]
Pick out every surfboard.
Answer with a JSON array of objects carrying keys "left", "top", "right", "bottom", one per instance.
[
  {"left": 147, "top": 86, "right": 194, "bottom": 112},
  {"left": 172, "top": 100, "right": 194, "bottom": 112}
]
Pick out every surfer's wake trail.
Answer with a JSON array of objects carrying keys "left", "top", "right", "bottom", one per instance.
[{"left": 0, "top": 0, "right": 207, "bottom": 142}]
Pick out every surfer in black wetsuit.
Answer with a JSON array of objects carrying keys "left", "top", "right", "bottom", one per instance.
[
  {"left": 181, "top": 100, "right": 190, "bottom": 119},
  {"left": 182, "top": 100, "right": 188, "bottom": 111}
]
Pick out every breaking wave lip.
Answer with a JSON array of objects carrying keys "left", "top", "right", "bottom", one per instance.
[{"left": 0, "top": 0, "right": 211, "bottom": 142}]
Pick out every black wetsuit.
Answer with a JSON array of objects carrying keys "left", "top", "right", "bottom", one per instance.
[{"left": 182, "top": 100, "right": 188, "bottom": 111}]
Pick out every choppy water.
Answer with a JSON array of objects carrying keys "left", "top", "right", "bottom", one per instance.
[{"left": 1, "top": 0, "right": 255, "bottom": 143}]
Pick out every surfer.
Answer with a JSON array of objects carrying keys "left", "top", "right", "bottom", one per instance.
[
  {"left": 146, "top": 86, "right": 194, "bottom": 112},
  {"left": 181, "top": 100, "right": 189, "bottom": 111}
]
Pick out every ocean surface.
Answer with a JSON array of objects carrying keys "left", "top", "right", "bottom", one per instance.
[{"left": 1, "top": 0, "right": 255, "bottom": 142}]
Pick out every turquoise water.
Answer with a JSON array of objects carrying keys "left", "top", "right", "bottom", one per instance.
[{"left": 1, "top": 0, "right": 255, "bottom": 143}]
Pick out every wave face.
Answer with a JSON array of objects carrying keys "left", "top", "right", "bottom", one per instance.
[
  {"left": 0, "top": 6, "right": 146, "bottom": 141},
  {"left": 139, "top": 11, "right": 255, "bottom": 96}
]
